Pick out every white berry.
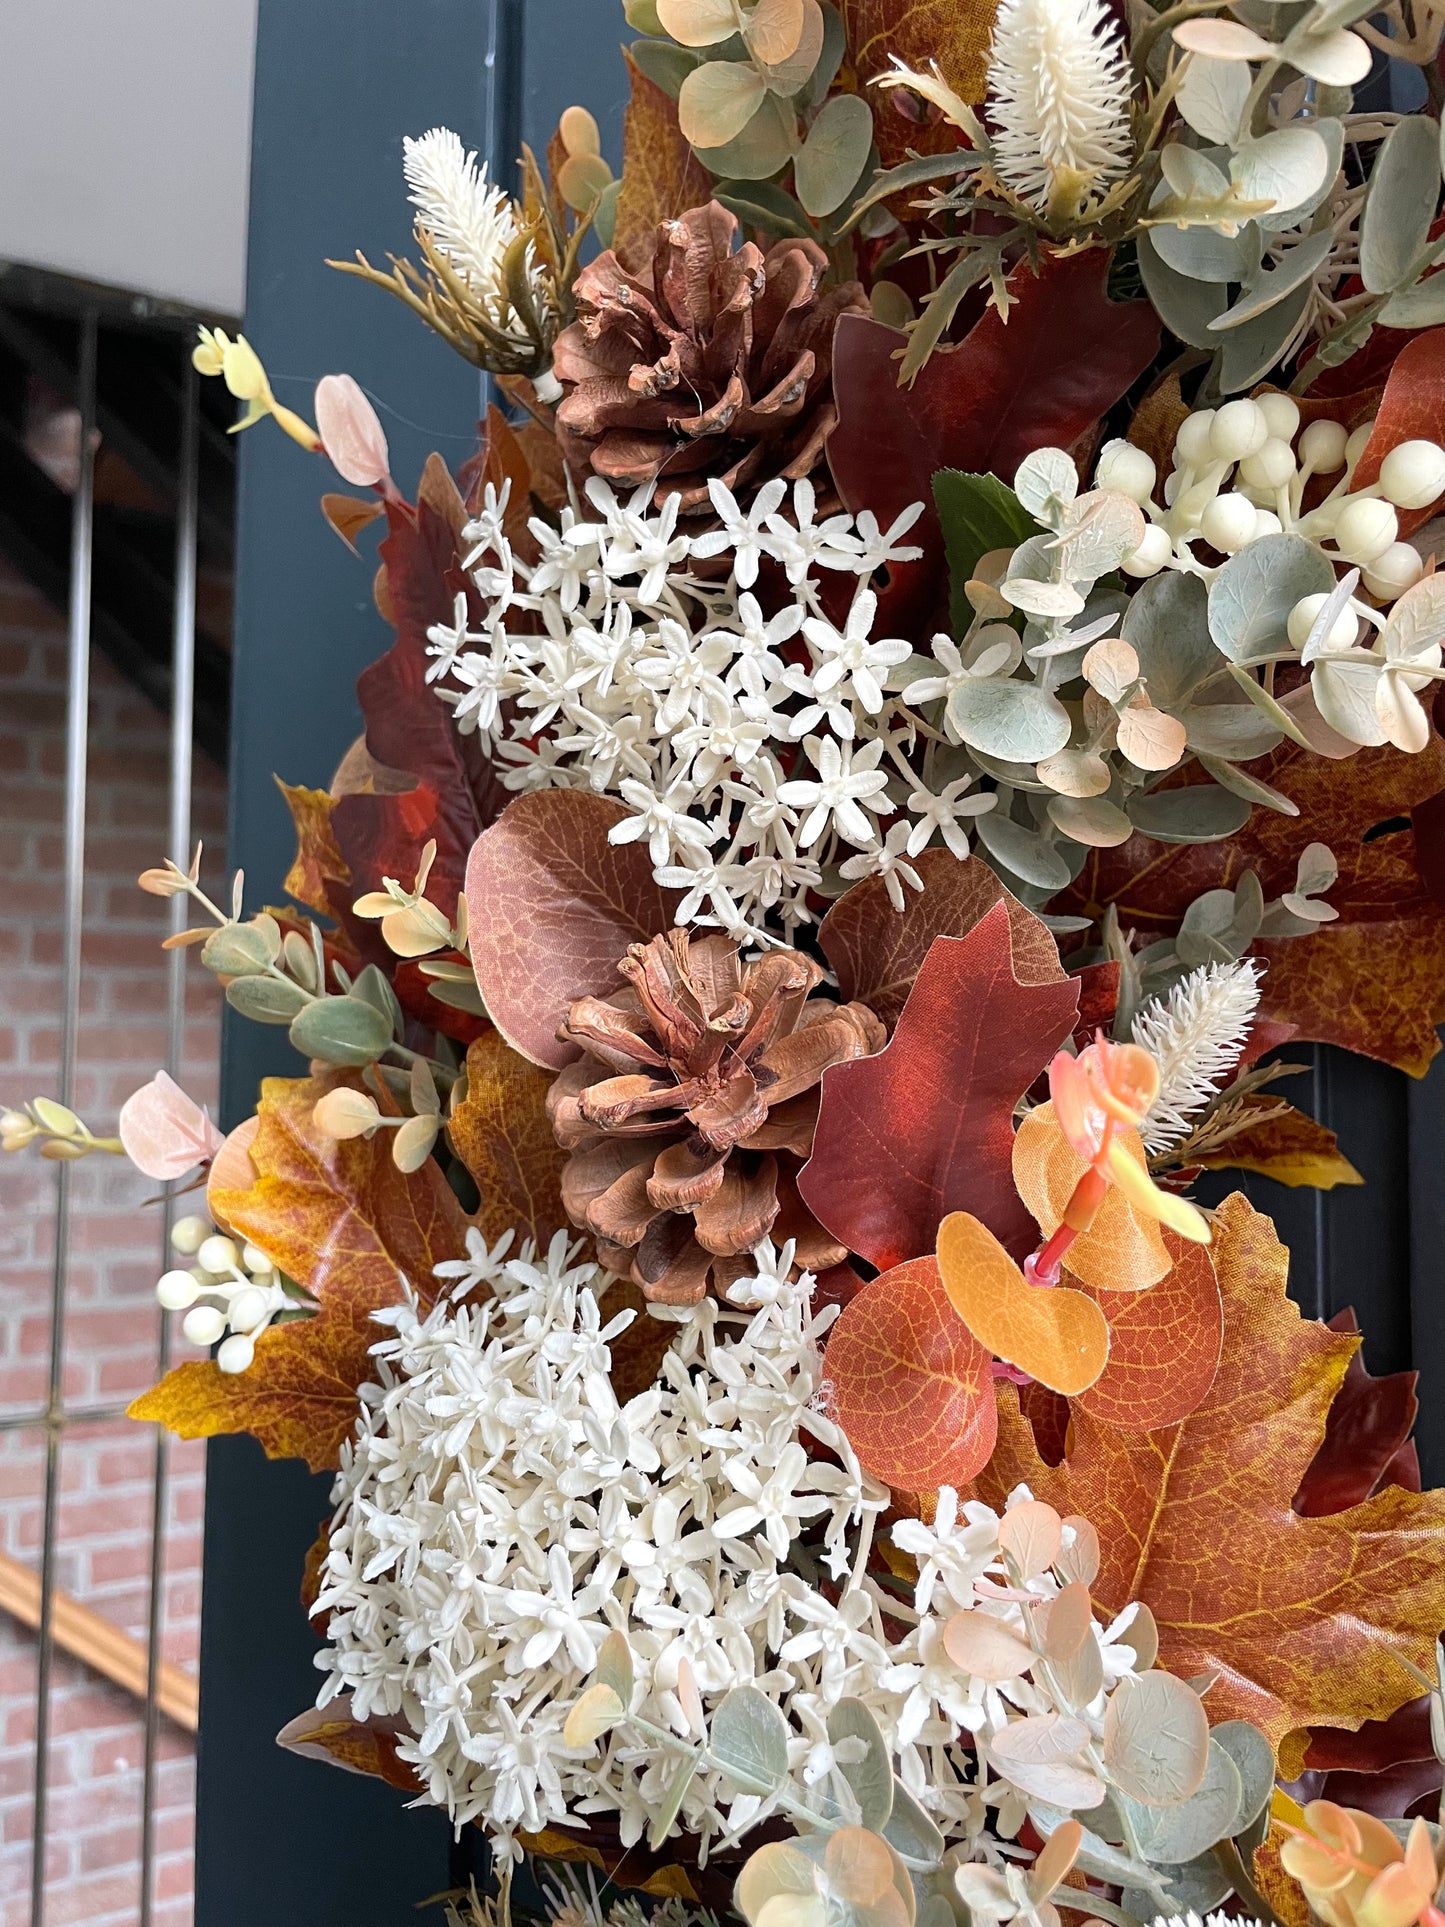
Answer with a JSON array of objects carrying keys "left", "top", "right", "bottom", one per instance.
[
  {"left": 1175, "top": 411, "right": 1217, "bottom": 466},
  {"left": 1258, "top": 392, "right": 1301, "bottom": 440},
  {"left": 1288, "top": 592, "right": 1359, "bottom": 652},
  {"left": 1363, "top": 542, "right": 1425, "bottom": 600},
  {"left": 227, "top": 1286, "right": 271, "bottom": 1333},
  {"left": 1299, "top": 419, "right": 1348, "bottom": 472},
  {"left": 1210, "top": 399, "right": 1269, "bottom": 463},
  {"left": 216, "top": 1334, "right": 256, "bottom": 1375},
  {"left": 1095, "top": 439, "right": 1157, "bottom": 503},
  {"left": 1201, "top": 492, "right": 1258, "bottom": 553},
  {"left": 1335, "top": 496, "right": 1399, "bottom": 565},
  {"left": 197, "top": 1234, "right": 239, "bottom": 1275},
  {"left": 1121, "top": 522, "right": 1172, "bottom": 577},
  {"left": 156, "top": 1270, "right": 200, "bottom": 1311},
  {"left": 1379, "top": 440, "right": 1445, "bottom": 511},
  {"left": 183, "top": 1305, "right": 227, "bottom": 1347},
  {"left": 1345, "top": 420, "right": 1376, "bottom": 469},
  {"left": 169, "top": 1215, "right": 210, "bottom": 1255},
  {"left": 1252, "top": 509, "right": 1283, "bottom": 538},
  {"left": 1239, "top": 438, "right": 1296, "bottom": 491}
]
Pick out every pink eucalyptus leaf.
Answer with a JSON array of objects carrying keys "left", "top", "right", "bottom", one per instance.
[
  {"left": 118, "top": 1071, "right": 225, "bottom": 1180},
  {"left": 315, "top": 374, "right": 391, "bottom": 489}
]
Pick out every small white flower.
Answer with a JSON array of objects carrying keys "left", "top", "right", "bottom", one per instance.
[
  {"left": 839, "top": 820, "right": 926, "bottom": 911},
  {"left": 906, "top": 773, "right": 996, "bottom": 858},
  {"left": 777, "top": 736, "right": 895, "bottom": 849},
  {"left": 803, "top": 587, "right": 912, "bottom": 718},
  {"left": 691, "top": 477, "right": 787, "bottom": 588}
]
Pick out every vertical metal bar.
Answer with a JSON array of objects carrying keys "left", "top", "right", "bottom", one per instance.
[
  {"left": 139, "top": 350, "right": 199, "bottom": 1927},
  {"left": 31, "top": 306, "right": 98, "bottom": 1927}
]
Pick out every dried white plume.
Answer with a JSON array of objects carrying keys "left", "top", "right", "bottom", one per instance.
[
  {"left": 985, "top": 0, "right": 1134, "bottom": 211},
  {"left": 402, "top": 128, "right": 549, "bottom": 322},
  {"left": 1131, "top": 958, "right": 1263, "bottom": 1153}
]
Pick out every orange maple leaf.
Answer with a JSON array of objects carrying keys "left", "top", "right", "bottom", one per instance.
[
  {"left": 976, "top": 1193, "right": 1445, "bottom": 1748},
  {"left": 128, "top": 1075, "right": 469, "bottom": 1471},
  {"left": 449, "top": 1030, "right": 569, "bottom": 1249}
]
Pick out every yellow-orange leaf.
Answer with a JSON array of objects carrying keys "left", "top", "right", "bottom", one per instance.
[
  {"left": 937, "top": 1211, "right": 1109, "bottom": 1396},
  {"left": 977, "top": 1194, "right": 1445, "bottom": 1747},
  {"left": 275, "top": 1705, "right": 419, "bottom": 1792},
  {"left": 1012, "top": 1104, "right": 1170, "bottom": 1291},
  {"left": 1194, "top": 1097, "right": 1365, "bottom": 1191},
  {"left": 276, "top": 778, "right": 350, "bottom": 918},
  {"left": 613, "top": 51, "right": 712, "bottom": 273},
  {"left": 448, "top": 1030, "right": 569, "bottom": 1249},
  {"left": 129, "top": 1075, "right": 469, "bottom": 1470}
]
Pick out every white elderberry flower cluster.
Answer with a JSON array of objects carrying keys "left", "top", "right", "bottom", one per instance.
[
  {"left": 427, "top": 475, "right": 997, "bottom": 941},
  {"left": 313, "top": 1231, "right": 1151, "bottom": 1866}
]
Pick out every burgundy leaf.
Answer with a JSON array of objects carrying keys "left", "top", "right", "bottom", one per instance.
[{"left": 1294, "top": 1308, "right": 1421, "bottom": 1517}]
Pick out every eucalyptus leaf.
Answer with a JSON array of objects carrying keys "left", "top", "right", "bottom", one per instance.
[
  {"left": 1015, "top": 448, "right": 1080, "bottom": 526},
  {"left": 679, "top": 60, "right": 769, "bottom": 148},
  {"left": 1256, "top": 117, "right": 1343, "bottom": 233},
  {"left": 201, "top": 922, "right": 274, "bottom": 978},
  {"left": 225, "top": 976, "right": 311, "bottom": 1025},
  {"left": 1179, "top": 699, "right": 1282, "bottom": 763},
  {"left": 1118, "top": 1741, "right": 1243, "bottom": 1863},
  {"left": 1177, "top": 53, "right": 1251, "bottom": 144},
  {"left": 794, "top": 92, "right": 872, "bottom": 215},
  {"left": 1209, "top": 228, "right": 1334, "bottom": 331},
  {"left": 1197, "top": 750, "right": 1299, "bottom": 813},
  {"left": 709, "top": 1685, "right": 790, "bottom": 1794},
  {"left": 1103, "top": 1673, "right": 1210, "bottom": 1808},
  {"left": 1210, "top": 1721, "right": 1276, "bottom": 1833},
  {"left": 1177, "top": 873, "right": 1264, "bottom": 966},
  {"left": 975, "top": 810, "right": 1073, "bottom": 890},
  {"left": 1149, "top": 210, "right": 1263, "bottom": 286},
  {"left": 694, "top": 90, "right": 796, "bottom": 179},
  {"left": 591, "top": 177, "right": 621, "bottom": 252},
  {"left": 1137, "top": 232, "right": 1230, "bottom": 348},
  {"left": 648, "top": 1754, "right": 701, "bottom": 1850},
  {"left": 1035, "top": 1816, "right": 1171, "bottom": 1895},
  {"left": 1123, "top": 570, "right": 1214, "bottom": 710},
  {"left": 1048, "top": 794, "right": 1134, "bottom": 846},
  {"left": 1208, "top": 533, "right": 1335, "bottom": 664},
  {"left": 885, "top": 1781, "right": 947, "bottom": 1870},
  {"left": 827, "top": 1699, "right": 894, "bottom": 1831},
  {"left": 715, "top": 176, "right": 814, "bottom": 238},
  {"left": 1361, "top": 115, "right": 1441, "bottom": 293},
  {"left": 1379, "top": 276, "right": 1445, "bottom": 329},
  {"left": 352, "top": 962, "right": 405, "bottom": 1040},
  {"left": 1218, "top": 282, "right": 1312, "bottom": 392},
  {"left": 1225, "top": 660, "right": 1317, "bottom": 749},
  {"left": 1232, "top": 126, "right": 1328, "bottom": 219},
  {"left": 597, "top": 1629, "right": 634, "bottom": 1703},
  {"left": 289, "top": 994, "right": 393, "bottom": 1068},
  {"left": 802, "top": 1, "right": 847, "bottom": 105},
  {"left": 1123, "top": 1851, "right": 1233, "bottom": 1923},
  {"left": 1128, "top": 786, "right": 1253, "bottom": 842},
  {"left": 628, "top": 36, "right": 700, "bottom": 98},
  {"left": 948, "top": 677, "right": 1073, "bottom": 763}
]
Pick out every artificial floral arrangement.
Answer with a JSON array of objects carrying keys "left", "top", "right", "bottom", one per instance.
[{"left": 12, "top": 0, "right": 1445, "bottom": 1921}]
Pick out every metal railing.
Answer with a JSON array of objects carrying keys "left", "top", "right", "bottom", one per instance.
[{"left": 2, "top": 301, "right": 215, "bottom": 1927}]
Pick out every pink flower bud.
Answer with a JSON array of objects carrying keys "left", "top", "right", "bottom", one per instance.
[{"left": 314, "top": 374, "right": 390, "bottom": 488}]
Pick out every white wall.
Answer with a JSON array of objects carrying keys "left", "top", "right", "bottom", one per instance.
[{"left": 0, "top": 0, "right": 258, "bottom": 318}]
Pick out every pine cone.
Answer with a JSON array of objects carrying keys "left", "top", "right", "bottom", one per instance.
[
  {"left": 551, "top": 201, "right": 869, "bottom": 514},
  {"left": 547, "top": 930, "right": 885, "bottom": 1305}
]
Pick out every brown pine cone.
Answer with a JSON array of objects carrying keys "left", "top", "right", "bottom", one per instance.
[
  {"left": 551, "top": 201, "right": 869, "bottom": 514},
  {"left": 547, "top": 929, "right": 885, "bottom": 1305}
]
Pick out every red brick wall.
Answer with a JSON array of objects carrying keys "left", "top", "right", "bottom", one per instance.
[{"left": 0, "top": 558, "right": 228, "bottom": 1926}]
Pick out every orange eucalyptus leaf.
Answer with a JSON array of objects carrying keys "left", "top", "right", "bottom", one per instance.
[
  {"left": 819, "top": 1255, "right": 997, "bottom": 1492},
  {"left": 977, "top": 1194, "right": 1445, "bottom": 1747},
  {"left": 936, "top": 1211, "right": 1109, "bottom": 1396},
  {"left": 1070, "top": 1234, "right": 1223, "bottom": 1430},
  {"left": 130, "top": 1075, "right": 469, "bottom": 1471},
  {"left": 1012, "top": 1104, "right": 1170, "bottom": 1291}
]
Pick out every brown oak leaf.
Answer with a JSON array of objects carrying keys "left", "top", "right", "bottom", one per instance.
[
  {"left": 838, "top": 0, "right": 996, "bottom": 167},
  {"left": 976, "top": 1193, "right": 1445, "bottom": 1748},
  {"left": 1194, "top": 1097, "right": 1364, "bottom": 1191},
  {"left": 128, "top": 1075, "right": 469, "bottom": 1471},
  {"left": 1054, "top": 733, "right": 1445, "bottom": 1074},
  {"left": 798, "top": 902, "right": 1079, "bottom": 1268},
  {"left": 448, "top": 1030, "right": 569, "bottom": 1249}
]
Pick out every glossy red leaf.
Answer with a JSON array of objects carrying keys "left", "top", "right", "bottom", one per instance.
[
  {"left": 827, "top": 253, "right": 1161, "bottom": 629},
  {"left": 798, "top": 904, "right": 1079, "bottom": 1269},
  {"left": 820, "top": 1255, "right": 997, "bottom": 1492},
  {"left": 1294, "top": 1309, "right": 1421, "bottom": 1517},
  {"left": 465, "top": 790, "right": 682, "bottom": 1070}
]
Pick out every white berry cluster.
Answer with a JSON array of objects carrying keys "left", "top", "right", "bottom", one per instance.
[
  {"left": 1099, "top": 394, "right": 1444, "bottom": 593},
  {"left": 155, "top": 1216, "right": 298, "bottom": 1374},
  {"left": 1094, "top": 396, "right": 1445, "bottom": 754},
  {"left": 311, "top": 1232, "right": 1152, "bottom": 1865},
  {"left": 426, "top": 475, "right": 996, "bottom": 940}
]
